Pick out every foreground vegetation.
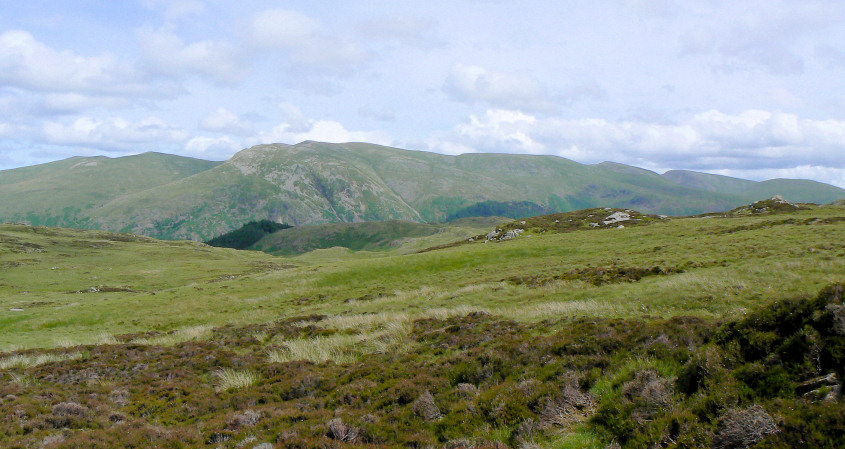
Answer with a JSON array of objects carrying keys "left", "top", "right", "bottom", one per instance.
[{"left": 1, "top": 202, "right": 844, "bottom": 447}]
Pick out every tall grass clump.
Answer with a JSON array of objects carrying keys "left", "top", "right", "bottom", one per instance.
[
  {"left": 0, "top": 352, "right": 84, "bottom": 370},
  {"left": 270, "top": 316, "right": 413, "bottom": 364},
  {"left": 212, "top": 368, "right": 260, "bottom": 392},
  {"left": 269, "top": 334, "right": 362, "bottom": 364}
]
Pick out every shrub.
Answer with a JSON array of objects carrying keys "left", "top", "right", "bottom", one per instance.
[
  {"left": 713, "top": 405, "right": 778, "bottom": 449},
  {"left": 412, "top": 390, "right": 443, "bottom": 421},
  {"left": 327, "top": 418, "right": 359, "bottom": 442}
]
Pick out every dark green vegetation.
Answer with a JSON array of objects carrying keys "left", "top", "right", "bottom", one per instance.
[
  {"left": 2, "top": 203, "right": 845, "bottom": 447},
  {"left": 1, "top": 285, "right": 843, "bottom": 448},
  {"left": 250, "top": 220, "right": 442, "bottom": 256},
  {"left": 445, "top": 200, "right": 552, "bottom": 221},
  {"left": 205, "top": 220, "right": 293, "bottom": 250},
  {"left": 2, "top": 141, "right": 843, "bottom": 240}
]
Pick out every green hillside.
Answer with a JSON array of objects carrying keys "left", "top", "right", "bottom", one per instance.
[
  {"left": 663, "top": 169, "right": 845, "bottom": 203},
  {"left": 0, "top": 152, "right": 220, "bottom": 229},
  {"left": 1, "top": 205, "right": 844, "bottom": 448},
  {"left": 2, "top": 141, "right": 844, "bottom": 240}
]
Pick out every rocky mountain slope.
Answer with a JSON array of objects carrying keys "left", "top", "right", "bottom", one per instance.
[{"left": 1, "top": 141, "right": 843, "bottom": 240}]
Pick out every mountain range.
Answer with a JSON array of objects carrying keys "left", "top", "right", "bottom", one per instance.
[{"left": 1, "top": 141, "right": 843, "bottom": 240}]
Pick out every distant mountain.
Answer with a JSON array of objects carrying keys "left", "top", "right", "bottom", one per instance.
[
  {"left": 1, "top": 141, "right": 843, "bottom": 240},
  {"left": 662, "top": 170, "right": 845, "bottom": 202},
  {"left": 0, "top": 152, "right": 220, "bottom": 229}
]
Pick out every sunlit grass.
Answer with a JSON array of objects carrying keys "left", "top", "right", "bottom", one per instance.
[
  {"left": 3, "top": 206, "right": 845, "bottom": 350},
  {"left": 212, "top": 368, "right": 260, "bottom": 392},
  {"left": 0, "top": 352, "right": 84, "bottom": 370}
]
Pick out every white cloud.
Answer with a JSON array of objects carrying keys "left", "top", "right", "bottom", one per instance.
[
  {"left": 184, "top": 135, "right": 241, "bottom": 159},
  {"left": 708, "top": 166, "right": 845, "bottom": 189},
  {"left": 0, "top": 30, "right": 155, "bottom": 97},
  {"left": 443, "top": 64, "right": 556, "bottom": 113},
  {"left": 199, "top": 107, "right": 254, "bottom": 136},
  {"left": 256, "top": 104, "right": 392, "bottom": 146},
  {"left": 137, "top": 27, "right": 248, "bottom": 85},
  {"left": 432, "top": 108, "right": 845, "bottom": 173},
  {"left": 260, "top": 120, "right": 392, "bottom": 147},
  {"left": 41, "top": 116, "right": 190, "bottom": 151}
]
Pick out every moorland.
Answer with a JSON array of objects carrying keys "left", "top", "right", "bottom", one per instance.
[{"left": 1, "top": 196, "right": 844, "bottom": 448}]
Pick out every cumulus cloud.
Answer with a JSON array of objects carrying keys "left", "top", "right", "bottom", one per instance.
[
  {"left": 41, "top": 116, "right": 190, "bottom": 151},
  {"left": 256, "top": 104, "right": 392, "bottom": 146},
  {"left": 247, "top": 8, "right": 366, "bottom": 71},
  {"left": 184, "top": 135, "right": 241, "bottom": 159},
  {"left": 199, "top": 107, "right": 254, "bottom": 136},
  {"left": 260, "top": 121, "right": 392, "bottom": 147},
  {"left": 137, "top": 27, "right": 248, "bottom": 85},
  {"left": 0, "top": 30, "right": 157, "bottom": 97},
  {"left": 431, "top": 108, "right": 845, "bottom": 175}
]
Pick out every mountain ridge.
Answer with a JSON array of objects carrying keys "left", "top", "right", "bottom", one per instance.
[{"left": 1, "top": 141, "right": 843, "bottom": 240}]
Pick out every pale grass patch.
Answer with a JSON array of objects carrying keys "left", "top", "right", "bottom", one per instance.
[
  {"left": 213, "top": 368, "right": 260, "bottom": 392},
  {"left": 269, "top": 334, "right": 362, "bottom": 364},
  {"left": 654, "top": 271, "right": 750, "bottom": 296},
  {"left": 54, "top": 338, "right": 78, "bottom": 348},
  {"left": 131, "top": 325, "right": 212, "bottom": 346},
  {"left": 502, "top": 300, "right": 619, "bottom": 320},
  {"left": 0, "top": 352, "right": 84, "bottom": 370},
  {"left": 365, "top": 320, "right": 413, "bottom": 354},
  {"left": 270, "top": 315, "right": 413, "bottom": 364},
  {"left": 319, "top": 311, "right": 409, "bottom": 332},
  {"left": 95, "top": 333, "right": 118, "bottom": 345}
]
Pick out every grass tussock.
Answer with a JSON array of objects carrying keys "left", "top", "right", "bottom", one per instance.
[
  {"left": 212, "top": 368, "right": 260, "bottom": 392},
  {"left": 0, "top": 351, "right": 84, "bottom": 370},
  {"left": 270, "top": 317, "right": 413, "bottom": 364}
]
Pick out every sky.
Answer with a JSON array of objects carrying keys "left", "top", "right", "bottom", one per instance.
[{"left": 1, "top": 0, "right": 844, "bottom": 187}]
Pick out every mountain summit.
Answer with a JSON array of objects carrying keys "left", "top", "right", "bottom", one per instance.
[{"left": 2, "top": 141, "right": 843, "bottom": 240}]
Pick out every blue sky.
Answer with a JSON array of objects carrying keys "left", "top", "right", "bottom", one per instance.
[{"left": 1, "top": 0, "right": 844, "bottom": 187}]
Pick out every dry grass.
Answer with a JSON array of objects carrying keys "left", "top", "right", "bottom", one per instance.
[
  {"left": 269, "top": 315, "right": 413, "bottom": 364},
  {"left": 269, "top": 334, "right": 362, "bottom": 364},
  {"left": 0, "top": 352, "right": 84, "bottom": 370},
  {"left": 212, "top": 368, "right": 260, "bottom": 392}
]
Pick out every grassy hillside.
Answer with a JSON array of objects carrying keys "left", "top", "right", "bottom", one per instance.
[
  {"left": 3, "top": 141, "right": 843, "bottom": 240},
  {"left": 664, "top": 169, "right": 845, "bottom": 204},
  {"left": 0, "top": 153, "right": 220, "bottom": 229},
  {"left": 2, "top": 204, "right": 843, "bottom": 350},
  {"left": 1, "top": 205, "right": 844, "bottom": 448}
]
